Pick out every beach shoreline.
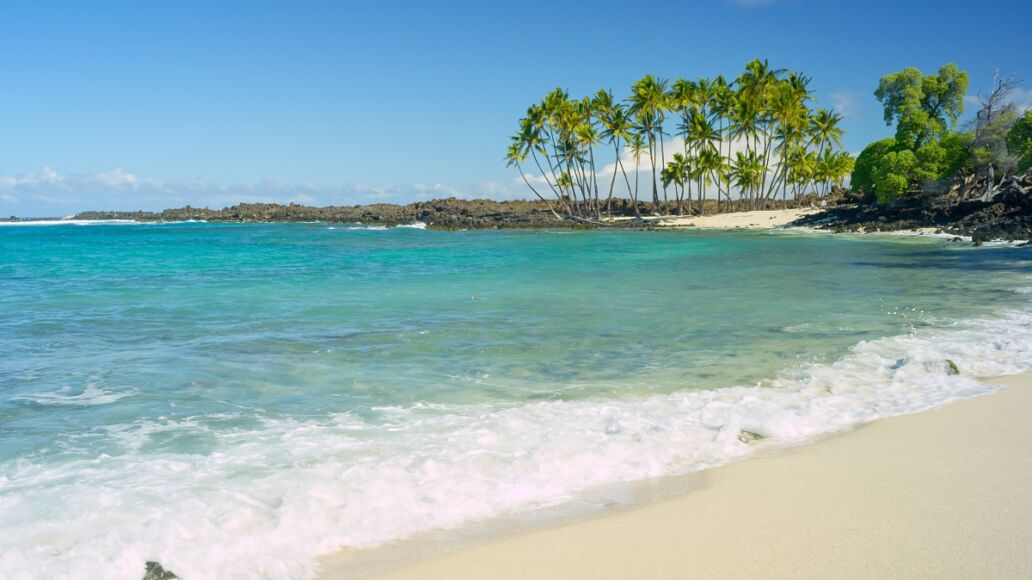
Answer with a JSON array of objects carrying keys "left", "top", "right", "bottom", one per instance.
[
  {"left": 608, "top": 207, "right": 820, "bottom": 229},
  {"left": 320, "top": 371, "right": 1032, "bottom": 579}
]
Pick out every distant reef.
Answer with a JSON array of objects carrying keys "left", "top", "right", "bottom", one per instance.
[
  {"left": 70, "top": 198, "right": 694, "bottom": 230},
  {"left": 73, "top": 198, "right": 579, "bottom": 229},
  {"left": 62, "top": 171, "right": 1032, "bottom": 242}
]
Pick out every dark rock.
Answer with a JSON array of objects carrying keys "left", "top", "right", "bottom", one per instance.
[
  {"left": 945, "top": 360, "right": 960, "bottom": 375},
  {"left": 792, "top": 170, "right": 1032, "bottom": 243},
  {"left": 70, "top": 197, "right": 820, "bottom": 231},
  {"left": 143, "top": 561, "right": 178, "bottom": 580},
  {"left": 738, "top": 430, "right": 766, "bottom": 444}
]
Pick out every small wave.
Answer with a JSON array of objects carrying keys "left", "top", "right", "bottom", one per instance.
[
  {"left": 0, "top": 219, "right": 141, "bottom": 227},
  {"left": 340, "top": 221, "right": 426, "bottom": 231},
  {"left": 11, "top": 385, "right": 137, "bottom": 406},
  {"left": 3, "top": 308, "right": 1031, "bottom": 579}
]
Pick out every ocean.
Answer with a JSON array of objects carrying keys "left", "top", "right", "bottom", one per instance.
[{"left": 2, "top": 221, "right": 1031, "bottom": 579}]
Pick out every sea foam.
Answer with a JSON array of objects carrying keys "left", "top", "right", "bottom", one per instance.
[
  {"left": 1, "top": 309, "right": 1032, "bottom": 579},
  {"left": 11, "top": 384, "right": 137, "bottom": 406},
  {"left": 0, "top": 219, "right": 141, "bottom": 226}
]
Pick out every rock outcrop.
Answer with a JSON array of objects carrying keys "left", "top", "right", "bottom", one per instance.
[{"left": 793, "top": 172, "right": 1032, "bottom": 243}]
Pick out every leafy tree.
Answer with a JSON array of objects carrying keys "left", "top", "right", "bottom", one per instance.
[
  {"left": 873, "top": 150, "right": 916, "bottom": 203},
  {"left": 853, "top": 64, "right": 973, "bottom": 204},
  {"left": 875, "top": 64, "right": 969, "bottom": 150},
  {"left": 850, "top": 138, "right": 898, "bottom": 193},
  {"left": 854, "top": 137, "right": 966, "bottom": 203},
  {"left": 936, "top": 132, "right": 975, "bottom": 178},
  {"left": 1006, "top": 110, "right": 1032, "bottom": 172}
]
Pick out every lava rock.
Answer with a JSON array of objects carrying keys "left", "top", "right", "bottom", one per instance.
[{"left": 143, "top": 561, "right": 178, "bottom": 580}]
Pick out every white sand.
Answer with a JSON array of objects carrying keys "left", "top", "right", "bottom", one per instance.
[
  {"left": 611, "top": 208, "right": 820, "bottom": 229},
  {"left": 349, "top": 373, "right": 1032, "bottom": 579}
]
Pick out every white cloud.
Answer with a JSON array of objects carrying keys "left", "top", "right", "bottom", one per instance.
[
  {"left": 965, "top": 87, "right": 1032, "bottom": 113},
  {"left": 830, "top": 91, "right": 861, "bottom": 119},
  {"left": 0, "top": 167, "right": 516, "bottom": 217},
  {"left": 1009, "top": 87, "right": 1032, "bottom": 112}
]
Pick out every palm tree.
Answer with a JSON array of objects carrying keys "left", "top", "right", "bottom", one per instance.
[
  {"left": 686, "top": 111, "right": 719, "bottom": 214},
  {"left": 507, "top": 61, "right": 851, "bottom": 221},
  {"left": 597, "top": 91, "right": 635, "bottom": 216},
  {"left": 696, "top": 147, "right": 727, "bottom": 214},
  {"left": 710, "top": 76, "right": 735, "bottom": 212},
  {"left": 729, "top": 95, "right": 762, "bottom": 208},
  {"left": 629, "top": 75, "right": 669, "bottom": 211},
  {"left": 815, "top": 150, "right": 855, "bottom": 196},
  {"left": 767, "top": 80, "right": 809, "bottom": 208},
  {"left": 506, "top": 142, "right": 563, "bottom": 219},
  {"left": 830, "top": 151, "right": 856, "bottom": 193},
  {"left": 807, "top": 108, "right": 844, "bottom": 197},
  {"left": 628, "top": 131, "right": 646, "bottom": 217},
  {"left": 670, "top": 78, "right": 697, "bottom": 211},
  {"left": 575, "top": 96, "right": 604, "bottom": 218},
  {"left": 731, "top": 150, "right": 765, "bottom": 205},
  {"left": 662, "top": 153, "right": 690, "bottom": 215}
]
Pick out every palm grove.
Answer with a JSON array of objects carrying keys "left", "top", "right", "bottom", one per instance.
[{"left": 505, "top": 60, "right": 854, "bottom": 221}]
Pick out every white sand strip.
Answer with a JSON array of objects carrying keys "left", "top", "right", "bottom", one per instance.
[
  {"left": 359, "top": 372, "right": 1032, "bottom": 579},
  {"left": 610, "top": 208, "right": 820, "bottom": 229}
]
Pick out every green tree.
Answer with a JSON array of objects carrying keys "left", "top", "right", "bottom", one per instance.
[
  {"left": 850, "top": 138, "right": 897, "bottom": 194},
  {"left": 873, "top": 150, "right": 916, "bottom": 203},
  {"left": 875, "top": 64, "right": 969, "bottom": 150},
  {"left": 939, "top": 132, "right": 975, "bottom": 178},
  {"left": 1006, "top": 110, "right": 1032, "bottom": 172},
  {"left": 508, "top": 61, "right": 851, "bottom": 218},
  {"left": 629, "top": 75, "right": 669, "bottom": 209},
  {"left": 627, "top": 132, "right": 647, "bottom": 215}
]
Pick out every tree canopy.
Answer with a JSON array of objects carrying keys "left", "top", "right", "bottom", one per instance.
[
  {"left": 852, "top": 63, "right": 980, "bottom": 203},
  {"left": 506, "top": 60, "right": 852, "bottom": 221},
  {"left": 875, "top": 64, "right": 969, "bottom": 150},
  {"left": 1006, "top": 110, "right": 1032, "bottom": 172}
]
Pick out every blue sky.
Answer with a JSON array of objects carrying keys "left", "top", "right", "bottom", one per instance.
[{"left": 1, "top": 0, "right": 1030, "bottom": 216}]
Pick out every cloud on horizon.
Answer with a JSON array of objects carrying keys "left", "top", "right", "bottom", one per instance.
[{"left": 0, "top": 167, "right": 529, "bottom": 217}]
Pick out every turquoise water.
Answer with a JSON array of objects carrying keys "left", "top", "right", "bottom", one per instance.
[{"left": 2, "top": 222, "right": 1031, "bottom": 579}]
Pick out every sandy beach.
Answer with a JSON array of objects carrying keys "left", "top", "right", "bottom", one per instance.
[
  {"left": 608, "top": 208, "right": 821, "bottom": 229},
  {"left": 337, "top": 372, "right": 1032, "bottom": 580}
]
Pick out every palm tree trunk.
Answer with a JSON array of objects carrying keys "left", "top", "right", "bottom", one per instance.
[
  {"left": 658, "top": 129, "right": 668, "bottom": 205},
  {"left": 633, "top": 158, "right": 641, "bottom": 217},
  {"left": 516, "top": 162, "right": 563, "bottom": 220},
  {"left": 649, "top": 132, "right": 660, "bottom": 211}
]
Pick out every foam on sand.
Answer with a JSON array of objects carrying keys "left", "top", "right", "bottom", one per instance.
[{"left": 2, "top": 309, "right": 1032, "bottom": 579}]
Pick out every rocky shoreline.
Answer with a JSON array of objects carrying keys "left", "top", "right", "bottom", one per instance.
[
  {"left": 70, "top": 198, "right": 579, "bottom": 229},
  {"left": 25, "top": 172, "right": 1032, "bottom": 242},
  {"left": 792, "top": 172, "right": 1032, "bottom": 244}
]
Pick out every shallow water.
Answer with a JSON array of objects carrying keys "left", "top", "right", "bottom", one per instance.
[{"left": 1, "top": 223, "right": 1031, "bottom": 579}]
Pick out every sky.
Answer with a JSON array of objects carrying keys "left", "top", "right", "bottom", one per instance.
[{"left": 1, "top": 0, "right": 1030, "bottom": 216}]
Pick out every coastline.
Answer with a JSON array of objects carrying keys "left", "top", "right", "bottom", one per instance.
[
  {"left": 610, "top": 208, "right": 820, "bottom": 229},
  {"left": 323, "top": 372, "right": 1032, "bottom": 579}
]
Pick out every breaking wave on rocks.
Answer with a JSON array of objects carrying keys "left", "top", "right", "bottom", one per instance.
[{"left": 2, "top": 307, "right": 1031, "bottom": 580}]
